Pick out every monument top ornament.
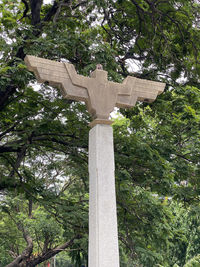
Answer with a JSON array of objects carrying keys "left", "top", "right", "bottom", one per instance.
[{"left": 25, "top": 55, "right": 165, "bottom": 127}]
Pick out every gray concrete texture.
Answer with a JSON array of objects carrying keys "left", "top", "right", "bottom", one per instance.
[{"left": 89, "top": 124, "right": 119, "bottom": 267}]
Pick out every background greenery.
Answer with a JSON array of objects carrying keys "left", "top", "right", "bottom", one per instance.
[{"left": 0, "top": 0, "right": 200, "bottom": 266}]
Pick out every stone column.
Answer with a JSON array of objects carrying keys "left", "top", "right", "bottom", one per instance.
[
  {"left": 88, "top": 124, "right": 120, "bottom": 267},
  {"left": 25, "top": 55, "right": 165, "bottom": 267}
]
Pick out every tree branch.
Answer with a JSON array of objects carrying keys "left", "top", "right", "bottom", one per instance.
[
  {"left": 20, "top": 0, "right": 29, "bottom": 21},
  {"left": 0, "top": 121, "right": 20, "bottom": 140},
  {"left": 0, "top": 146, "right": 20, "bottom": 153},
  {"left": 5, "top": 213, "right": 33, "bottom": 267},
  {"left": 27, "top": 235, "right": 80, "bottom": 267},
  {"left": 30, "top": 0, "right": 43, "bottom": 25},
  {"left": 42, "top": 0, "right": 59, "bottom": 22},
  {"left": 72, "top": 0, "right": 87, "bottom": 10}
]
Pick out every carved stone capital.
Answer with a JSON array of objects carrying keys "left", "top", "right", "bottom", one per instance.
[{"left": 25, "top": 55, "right": 165, "bottom": 127}]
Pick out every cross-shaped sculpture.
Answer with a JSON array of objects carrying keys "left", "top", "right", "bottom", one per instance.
[{"left": 25, "top": 55, "right": 165, "bottom": 267}]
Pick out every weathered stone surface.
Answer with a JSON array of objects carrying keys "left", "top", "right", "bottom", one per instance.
[
  {"left": 89, "top": 124, "right": 119, "bottom": 267},
  {"left": 25, "top": 55, "right": 165, "bottom": 126}
]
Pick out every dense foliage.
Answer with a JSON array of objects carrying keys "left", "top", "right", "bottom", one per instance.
[{"left": 0, "top": 0, "right": 200, "bottom": 266}]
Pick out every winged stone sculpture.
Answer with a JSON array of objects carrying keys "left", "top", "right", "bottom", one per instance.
[{"left": 25, "top": 55, "right": 165, "bottom": 126}]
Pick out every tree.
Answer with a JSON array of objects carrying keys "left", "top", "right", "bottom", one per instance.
[
  {"left": 0, "top": 175, "right": 88, "bottom": 267},
  {"left": 0, "top": 0, "right": 200, "bottom": 266}
]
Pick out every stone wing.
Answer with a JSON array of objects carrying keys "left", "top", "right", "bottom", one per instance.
[
  {"left": 24, "top": 55, "right": 88, "bottom": 102},
  {"left": 115, "top": 76, "right": 165, "bottom": 108}
]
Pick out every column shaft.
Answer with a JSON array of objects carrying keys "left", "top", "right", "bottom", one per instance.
[{"left": 88, "top": 124, "right": 119, "bottom": 267}]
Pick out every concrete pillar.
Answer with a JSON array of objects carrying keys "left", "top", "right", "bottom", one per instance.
[{"left": 88, "top": 124, "right": 120, "bottom": 267}]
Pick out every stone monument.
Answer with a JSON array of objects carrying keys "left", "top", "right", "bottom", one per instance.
[{"left": 24, "top": 55, "right": 165, "bottom": 267}]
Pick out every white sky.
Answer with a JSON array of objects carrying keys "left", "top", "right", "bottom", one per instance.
[{"left": 43, "top": 0, "right": 52, "bottom": 4}]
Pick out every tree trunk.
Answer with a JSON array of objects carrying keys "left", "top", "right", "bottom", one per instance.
[
  {"left": 26, "top": 235, "right": 79, "bottom": 267},
  {"left": 5, "top": 235, "right": 33, "bottom": 267}
]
